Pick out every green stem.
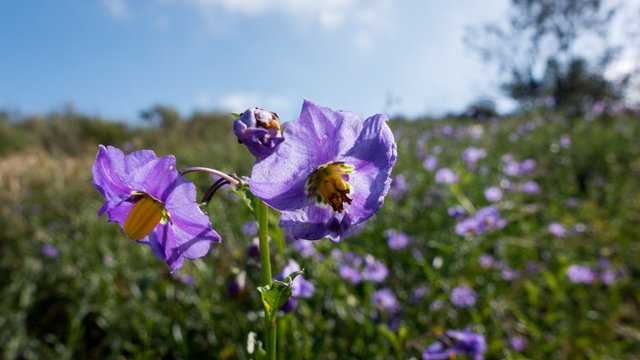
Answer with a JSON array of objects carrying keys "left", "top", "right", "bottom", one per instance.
[
  {"left": 257, "top": 199, "right": 276, "bottom": 360},
  {"left": 450, "top": 184, "right": 476, "bottom": 215}
]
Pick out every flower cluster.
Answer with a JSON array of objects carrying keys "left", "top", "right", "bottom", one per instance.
[
  {"left": 422, "top": 329, "right": 486, "bottom": 360},
  {"left": 454, "top": 206, "right": 507, "bottom": 236},
  {"left": 332, "top": 250, "right": 388, "bottom": 285}
]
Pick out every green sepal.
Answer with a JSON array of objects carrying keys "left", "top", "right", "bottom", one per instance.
[
  {"left": 257, "top": 270, "right": 304, "bottom": 321},
  {"left": 231, "top": 112, "right": 242, "bottom": 119},
  {"left": 228, "top": 182, "right": 259, "bottom": 212}
]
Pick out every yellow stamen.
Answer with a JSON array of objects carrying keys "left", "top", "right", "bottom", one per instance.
[
  {"left": 123, "top": 195, "right": 166, "bottom": 241},
  {"left": 307, "top": 162, "right": 354, "bottom": 212}
]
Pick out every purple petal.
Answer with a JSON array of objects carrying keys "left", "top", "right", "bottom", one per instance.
[
  {"left": 341, "top": 113, "right": 397, "bottom": 221},
  {"left": 280, "top": 204, "right": 355, "bottom": 241},
  {"left": 127, "top": 155, "right": 179, "bottom": 202},
  {"left": 146, "top": 222, "right": 184, "bottom": 272},
  {"left": 92, "top": 145, "right": 134, "bottom": 215},
  {"left": 165, "top": 177, "right": 221, "bottom": 254}
]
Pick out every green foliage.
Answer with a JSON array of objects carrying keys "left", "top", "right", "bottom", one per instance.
[{"left": 1, "top": 107, "right": 639, "bottom": 359}]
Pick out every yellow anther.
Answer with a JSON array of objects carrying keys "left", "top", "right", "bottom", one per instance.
[
  {"left": 123, "top": 195, "right": 166, "bottom": 241},
  {"left": 307, "top": 162, "right": 354, "bottom": 212}
]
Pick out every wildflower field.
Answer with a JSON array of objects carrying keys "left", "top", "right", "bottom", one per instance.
[{"left": 1, "top": 106, "right": 639, "bottom": 359}]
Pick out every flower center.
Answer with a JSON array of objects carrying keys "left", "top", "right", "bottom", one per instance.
[
  {"left": 123, "top": 194, "right": 169, "bottom": 241},
  {"left": 306, "top": 162, "right": 354, "bottom": 212}
]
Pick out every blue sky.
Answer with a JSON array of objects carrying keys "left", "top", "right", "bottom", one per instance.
[{"left": 1, "top": 0, "right": 516, "bottom": 122}]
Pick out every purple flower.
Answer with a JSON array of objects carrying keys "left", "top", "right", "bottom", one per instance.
[
  {"left": 390, "top": 173, "right": 409, "bottom": 200},
  {"left": 247, "top": 237, "right": 260, "bottom": 258},
  {"left": 501, "top": 268, "right": 520, "bottom": 281},
  {"left": 519, "top": 159, "right": 536, "bottom": 174},
  {"left": 92, "top": 145, "right": 220, "bottom": 271},
  {"left": 567, "top": 264, "right": 596, "bottom": 284},
  {"left": 423, "top": 329, "right": 486, "bottom": 360},
  {"left": 520, "top": 180, "right": 541, "bottom": 194},
  {"left": 509, "top": 335, "right": 528, "bottom": 352},
  {"left": 447, "top": 205, "right": 466, "bottom": 219},
  {"left": 484, "top": 186, "right": 503, "bottom": 202},
  {"left": 479, "top": 254, "right": 494, "bottom": 269},
  {"left": 455, "top": 206, "right": 506, "bottom": 236},
  {"left": 362, "top": 255, "right": 389, "bottom": 283},
  {"left": 291, "top": 239, "right": 317, "bottom": 258},
  {"left": 429, "top": 300, "right": 445, "bottom": 311},
  {"left": 281, "top": 260, "right": 315, "bottom": 299},
  {"left": 242, "top": 221, "right": 258, "bottom": 236},
  {"left": 339, "top": 264, "right": 362, "bottom": 284},
  {"left": 233, "top": 107, "right": 284, "bottom": 159},
  {"left": 548, "top": 222, "right": 567, "bottom": 238},
  {"left": 559, "top": 135, "right": 571, "bottom": 149},
  {"left": 423, "top": 155, "right": 438, "bottom": 171},
  {"left": 228, "top": 271, "right": 247, "bottom": 296},
  {"left": 372, "top": 287, "right": 401, "bottom": 313},
  {"left": 41, "top": 244, "right": 59, "bottom": 258},
  {"left": 450, "top": 286, "right": 477, "bottom": 308},
  {"left": 462, "top": 147, "right": 486, "bottom": 167},
  {"left": 249, "top": 100, "right": 397, "bottom": 241},
  {"left": 451, "top": 285, "right": 476, "bottom": 307},
  {"left": 435, "top": 168, "right": 459, "bottom": 184},
  {"left": 385, "top": 229, "right": 410, "bottom": 250}
]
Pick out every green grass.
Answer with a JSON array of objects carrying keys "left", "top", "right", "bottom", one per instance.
[{"left": 1, "top": 108, "right": 639, "bottom": 359}]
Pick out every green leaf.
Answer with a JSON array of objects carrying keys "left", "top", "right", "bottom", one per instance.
[
  {"left": 257, "top": 270, "right": 304, "bottom": 321},
  {"left": 231, "top": 112, "right": 242, "bottom": 119}
]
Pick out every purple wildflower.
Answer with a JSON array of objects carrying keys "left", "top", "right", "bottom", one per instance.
[
  {"left": 249, "top": 100, "right": 397, "bottom": 242},
  {"left": 92, "top": 145, "right": 220, "bottom": 271},
  {"left": 385, "top": 229, "right": 410, "bottom": 250},
  {"left": 509, "top": 335, "right": 528, "bottom": 352},
  {"left": 435, "top": 168, "right": 459, "bottom": 184},
  {"left": 450, "top": 286, "right": 477, "bottom": 308},
  {"left": 566, "top": 264, "right": 596, "bottom": 284},
  {"left": 423, "top": 155, "right": 438, "bottom": 171},
  {"left": 281, "top": 260, "right": 315, "bottom": 299},
  {"left": 447, "top": 205, "right": 467, "bottom": 219},
  {"left": 559, "top": 135, "right": 571, "bottom": 149},
  {"left": 520, "top": 180, "right": 541, "bottom": 194},
  {"left": 501, "top": 268, "right": 520, "bottom": 281},
  {"left": 548, "top": 222, "right": 567, "bottom": 238},
  {"left": 291, "top": 239, "right": 317, "bottom": 258},
  {"left": 520, "top": 159, "right": 536, "bottom": 174},
  {"left": 41, "top": 244, "right": 59, "bottom": 258},
  {"left": 247, "top": 237, "right": 260, "bottom": 258},
  {"left": 455, "top": 206, "right": 506, "bottom": 236},
  {"left": 372, "top": 288, "right": 401, "bottom": 314},
  {"left": 361, "top": 255, "right": 388, "bottom": 283},
  {"left": 462, "top": 147, "right": 486, "bottom": 168},
  {"left": 242, "top": 221, "right": 258, "bottom": 236},
  {"left": 423, "top": 329, "right": 486, "bottom": 360},
  {"left": 484, "top": 186, "right": 503, "bottom": 202},
  {"left": 339, "top": 264, "right": 362, "bottom": 284},
  {"left": 429, "top": 300, "right": 445, "bottom": 311},
  {"left": 479, "top": 254, "right": 495, "bottom": 269},
  {"left": 390, "top": 173, "right": 409, "bottom": 200},
  {"left": 233, "top": 107, "right": 284, "bottom": 159}
]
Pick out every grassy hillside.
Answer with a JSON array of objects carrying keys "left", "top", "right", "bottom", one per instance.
[{"left": 1, "top": 107, "right": 639, "bottom": 359}]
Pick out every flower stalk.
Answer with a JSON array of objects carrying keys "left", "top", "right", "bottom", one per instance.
[{"left": 257, "top": 199, "right": 276, "bottom": 360}]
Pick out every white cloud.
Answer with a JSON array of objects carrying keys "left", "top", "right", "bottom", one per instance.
[
  {"left": 102, "top": 0, "right": 129, "bottom": 20},
  {"left": 186, "top": 0, "right": 393, "bottom": 49},
  {"left": 216, "top": 92, "right": 293, "bottom": 115}
]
